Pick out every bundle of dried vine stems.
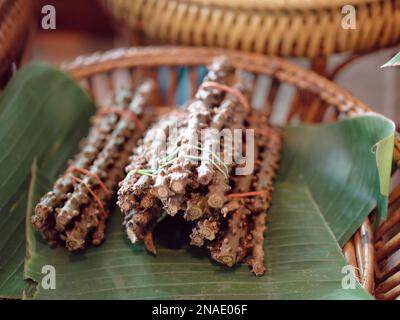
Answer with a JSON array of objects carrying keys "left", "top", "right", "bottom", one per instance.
[
  {"left": 118, "top": 57, "right": 282, "bottom": 275},
  {"left": 32, "top": 81, "right": 156, "bottom": 251},
  {"left": 32, "top": 55, "right": 282, "bottom": 275},
  {"left": 208, "top": 120, "right": 282, "bottom": 276}
]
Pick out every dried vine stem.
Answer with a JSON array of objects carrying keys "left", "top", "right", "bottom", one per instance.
[
  {"left": 56, "top": 82, "right": 154, "bottom": 231},
  {"left": 117, "top": 58, "right": 280, "bottom": 275},
  {"left": 206, "top": 135, "right": 257, "bottom": 255},
  {"left": 118, "top": 112, "right": 188, "bottom": 253},
  {"left": 32, "top": 81, "right": 156, "bottom": 250},
  {"left": 124, "top": 207, "right": 161, "bottom": 254},
  {"left": 32, "top": 93, "right": 130, "bottom": 231},
  {"left": 118, "top": 113, "right": 182, "bottom": 212},
  {"left": 189, "top": 83, "right": 255, "bottom": 247},
  {"left": 118, "top": 56, "right": 237, "bottom": 227},
  {"left": 118, "top": 56, "right": 242, "bottom": 254},
  {"left": 248, "top": 212, "right": 267, "bottom": 276},
  {"left": 206, "top": 74, "right": 254, "bottom": 209},
  {"left": 66, "top": 131, "right": 141, "bottom": 250},
  {"left": 210, "top": 207, "right": 252, "bottom": 267},
  {"left": 246, "top": 125, "right": 282, "bottom": 276},
  {"left": 166, "top": 57, "right": 234, "bottom": 197},
  {"left": 198, "top": 73, "right": 253, "bottom": 185},
  {"left": 159, "top": 70, "right": 253, "bottom": 219},
  {"left": 208, "top": 113, "right": 282, "bottom": 275}
]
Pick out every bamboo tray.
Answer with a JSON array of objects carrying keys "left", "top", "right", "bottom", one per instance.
[{"left": 62, "top": 46, "right": 400, "bottom": 299}]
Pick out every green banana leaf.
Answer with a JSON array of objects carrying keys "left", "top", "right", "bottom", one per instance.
[
  {"left": 381, "top": 52, "right": 400, "bottom": 68},
  {"left": 22, "top": 115, "right": 393, "bottom": 300},
  {"left": 0, "top": 63, "right": 96, "bottom": 298}
]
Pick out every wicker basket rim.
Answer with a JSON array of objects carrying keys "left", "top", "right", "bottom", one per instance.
[{"left": 62, "top": 46, "right": 373, "bottom": 114}]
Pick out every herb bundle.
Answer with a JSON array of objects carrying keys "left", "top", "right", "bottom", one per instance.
[
  {"left": 32, "top": 82, "right": 156, "bottom": 250},
  {"left": 117, "top": 57, "right": 282, "bottom": 275}
]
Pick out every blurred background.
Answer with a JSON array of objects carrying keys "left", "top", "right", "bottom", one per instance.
[
  {"left": 32, "top": 0, "right": 114, "bottom": 63},
  {"left": 2, "top": 0, "right": 400, "bottom": 124}
]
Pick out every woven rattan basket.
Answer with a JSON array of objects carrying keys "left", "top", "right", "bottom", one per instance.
[
  {"left": 0, "top": 0, "right": 33, "bottom": 88},
  {"left": 100, "top": 0, "right": 400, "bottom": 59},
  {"left": 0, "top": 0, "right": 33, "bottom": 86},
  {"left": 62, "top": 46, "right": 400, "bottom": 299}
]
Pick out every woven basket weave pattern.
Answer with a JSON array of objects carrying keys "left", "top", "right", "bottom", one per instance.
[
  {"left": 101, "top": 0, "right": 400, "bottom": 58},
  {"left": 0, "top": 0, "right": 32, "bottom": 81}
]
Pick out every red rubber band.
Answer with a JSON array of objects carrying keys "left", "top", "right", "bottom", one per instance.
[
  {"left": 201, "top": 81, "right": 251, "bottom": 112},
  {"left": 69, "top": 166, "right": 111, "bottom": 198},
  {"left": 226, "top": 191, "right": 268, "bottom": 198},
  {"left": 97, "top": 107, "right": 145, "bottom": 132},
  {"left": 69, "top": 175, "right": 105, "bottom": 211}
]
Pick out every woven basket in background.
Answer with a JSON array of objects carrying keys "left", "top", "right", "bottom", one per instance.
[
  {"left": 0, "top": 0, "right": 33, "bottom": 86},
  {"left": 100, "top": 0, "right": 400, "bottom": 58}
]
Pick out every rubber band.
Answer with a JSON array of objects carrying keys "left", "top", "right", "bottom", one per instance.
[
  {"left": 97, "top": 107, "right": 145, "bottom": 132},
  {"left": 69, "top": 166, "right": 111, "bottom": 198},
  {"left": 69, "top": 175, "right": 105, "bottom": 211},
  {"left": 200, "top": 81, "right": 251, "bottom": 112},
  {"left": 226, "top": 190, "right": 268, "bottom": 198}
]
